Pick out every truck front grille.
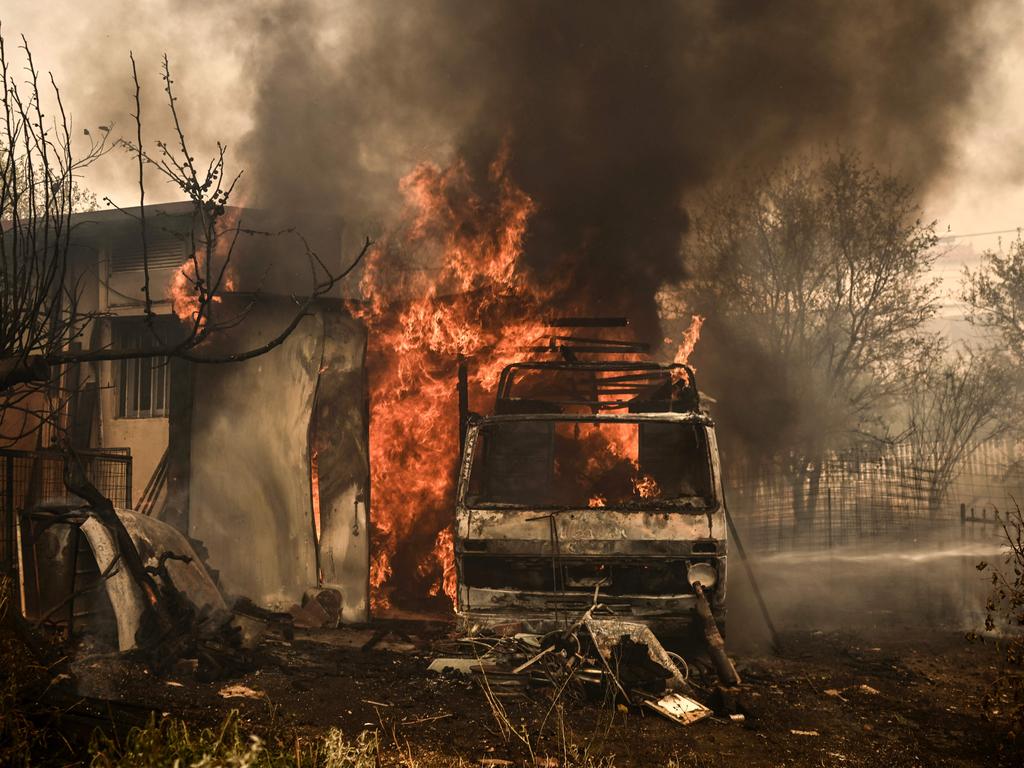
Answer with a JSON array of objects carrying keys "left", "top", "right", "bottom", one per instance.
[{"left": 460, "top": 555, "right": 706, "bottom": 596}]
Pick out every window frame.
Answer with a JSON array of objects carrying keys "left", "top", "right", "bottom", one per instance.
[
  {"left": 112, "top": 320, "right": 171, "bottom": 420},
  {"left": 462, "top": 416, "right": 716, "bottom": 512}
]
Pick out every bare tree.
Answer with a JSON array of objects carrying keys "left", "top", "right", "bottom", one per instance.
[
  {"left": 687, "top": 151, "right": 940, "bottom": 533},
  {"left": 0, "top": 29, "right": 113, "bottom": 443},
  {"left": 0, "top": 35, "right": 369, "bottom": 448},
  {"left": 906, "top": 348, "right": 1018, "bottom": 517},
  {"left": 0, "top": 31, "right": 371, "bottom": 673}
]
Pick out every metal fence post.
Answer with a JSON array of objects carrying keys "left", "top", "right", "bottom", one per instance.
[
  {"left": 4, "top": 455, "right": 13, "bottom": 576},
  {"left": 827, "top": 487, "right": 833, "bottom": 550},
  {"left": 125, "top": 454, "right": 133, "bottom": 510},
  {"left": 960, "top": 502, "right": 967, "bottom": 614}
]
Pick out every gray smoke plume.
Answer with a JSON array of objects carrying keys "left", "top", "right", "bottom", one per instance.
[
  {"left": 15, "top": 0, "right": 1004, "bottom": 339},
  {"left": 4, "top": 0, "right": 1010, "bottom": 615},
  {"left": 237, "top": 0, "right": 1001, "bottom": 340}
]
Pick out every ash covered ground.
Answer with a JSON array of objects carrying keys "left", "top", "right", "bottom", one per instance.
[
  {"left": 40, "top": 621, "right": 1004, "bottom": 767},
  {"left": 8, "top": 541, "right": 1013, "bottom": 768}
]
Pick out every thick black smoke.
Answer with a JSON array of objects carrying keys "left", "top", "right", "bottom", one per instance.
[{"left": 240, "top": 0, "right": 997, "bottom": 341}]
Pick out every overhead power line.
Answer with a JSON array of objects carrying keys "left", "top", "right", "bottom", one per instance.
[{"left": 939, "top": 226, "right": 1022, "bottom": 241}]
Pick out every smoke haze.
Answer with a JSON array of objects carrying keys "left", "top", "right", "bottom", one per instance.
[
  {"left": 3, "top": 0, "right": 1009, "bottom": 340},
  {"left": 240, "top": 0, "right": 1001, "bottom": 339},
  {"left": 2, "top": 0, "right": 1018, "bottom": 618}
]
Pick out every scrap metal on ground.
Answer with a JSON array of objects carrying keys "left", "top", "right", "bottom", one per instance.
[{"left": 429, "top": 588, "right": 743, "bottom": 727}]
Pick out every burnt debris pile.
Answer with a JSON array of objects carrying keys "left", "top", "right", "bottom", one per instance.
[{"left": 429, "top": 591, "right": 745, "bottom": 730}]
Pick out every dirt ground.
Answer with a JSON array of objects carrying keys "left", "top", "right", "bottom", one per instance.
[{"left": 40, "top": 616, "right": 1008, "bottom": 768}]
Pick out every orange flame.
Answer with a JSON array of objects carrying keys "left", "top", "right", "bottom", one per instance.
[
  {"left": 427, "top": 527, "right": 457, "bottom": 601},
  {"left": 352, "top": 149, "right": 549, "bottom": 611},
  {"left": 310, "top": 448, "right": 321, "bottom": 541},
  {"left": 674, "top": 314, "right": 705, "bottom": 368},
  {"left": 354, "top": 154, "right": 706, "bottom": 613},
  {"left": 167, "top": 207, "right": 242, "bottom": 324},
  {"left": 632, "top": 474, "right": 661, "bottom": 499}
]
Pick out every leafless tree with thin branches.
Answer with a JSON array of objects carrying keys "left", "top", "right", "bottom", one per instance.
[
  {"left": 905, "top": 347, "right": 1019, "bottom": 516},
  {"left": 0, "top": 33, "right": 370, "bottom": 448}
]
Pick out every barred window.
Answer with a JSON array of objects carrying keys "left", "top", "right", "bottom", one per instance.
[{"left": 114, "top": 322, "right": 170, "bottom": 419}]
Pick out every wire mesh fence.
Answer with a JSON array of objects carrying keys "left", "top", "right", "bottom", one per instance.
[
  {"left": 727, "top": 437, "right": 1023, "bottom": 553},
  {"left": 0, "top": 448, "right": 132, "bottom": 575}
]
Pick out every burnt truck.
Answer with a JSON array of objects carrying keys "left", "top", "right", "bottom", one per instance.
[{"left": 453, "top": 341, "right": 727, "bottom": 635}]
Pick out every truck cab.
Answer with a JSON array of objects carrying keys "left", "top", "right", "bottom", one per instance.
[{"left": 453, "top": 356, "right": 727, "bottom": 634}]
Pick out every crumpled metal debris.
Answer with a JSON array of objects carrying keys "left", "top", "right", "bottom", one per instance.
[
  {"left": 583, "top": 617, "right": 688, "bottom": 691},
  {"left": 427, "top": 592, "right": 738, "bottom": 726}
]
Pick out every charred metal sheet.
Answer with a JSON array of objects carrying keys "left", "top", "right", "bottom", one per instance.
[
  {"left": 188, "top": 305, "right": 323, "bottom": 610},
  {"left": 80, "top": 509, "right": 224, "bottom": 652},
  {"left": 583, "top": 617, "right": 688, "bottom": 690},
  {"left": 313, "top": 313, "right": 370, "bottom": 623},
  {"left": 459, "top": 538, "right": 720, "bottom": 557},
  {"left": 460, "top": 509, "right": 717, "bottom": 549},
  {"left": 79, "top": 516, "right": 144, "bottom": 651},
  {"left": 120, "top": 510, "right": 225, "bottom": 613},
  {"left": 461, "top": 554, "right": 713, "bottom": 595},
  {"left": 458, "top": 585, "right": 701, "bottom": 632}
]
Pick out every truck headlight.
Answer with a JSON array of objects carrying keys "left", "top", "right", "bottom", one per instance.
[{"left": 687, "top": 562, "right": 717, "bottom": 589}]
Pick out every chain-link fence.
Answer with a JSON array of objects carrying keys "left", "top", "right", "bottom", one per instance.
[
  {"left": 727, "top": 437, "right": 1022, "bottom": 552},
  {"left": 0, "top": 448, "right": 132, "bottom": 575}
]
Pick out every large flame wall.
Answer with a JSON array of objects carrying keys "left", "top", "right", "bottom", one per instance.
[
  {"left": 352, "top": 153, "right": 703, "bottom": 612},
  {"left": 352, "top": 153, "right": 548, "bottom": 611}
]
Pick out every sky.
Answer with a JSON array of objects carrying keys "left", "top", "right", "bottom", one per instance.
[{"left": 3, "top": 0, "right": 1023, "bottom": 327}]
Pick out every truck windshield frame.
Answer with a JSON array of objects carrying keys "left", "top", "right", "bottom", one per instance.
[{"left": 461, "top": 413, "right": 716, "bottom": 512}]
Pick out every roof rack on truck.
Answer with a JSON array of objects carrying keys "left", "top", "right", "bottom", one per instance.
[{"left": 492, "top": 317, "right": 700, "bottom": 415}]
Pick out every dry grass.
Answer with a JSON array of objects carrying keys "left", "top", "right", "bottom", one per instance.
[
  {"left": 974, "top": 500, "right": 1024, "bottom": 755},
  {"left": 89, "top": 711, "right": 381, "bottom": 768},
  {"left": 0, "top": 574, "right": 62, "bottom": 767}
]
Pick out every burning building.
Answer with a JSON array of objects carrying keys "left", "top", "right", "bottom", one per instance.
[
  {"left": 2, "top": 0, "right": 995, "bottom": 637},
  {"left": 26, "top": 202, "right": 372, "bottom": 623},
  {"left": 12, "top": 151, "right": 709, "bottom": 634}
]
